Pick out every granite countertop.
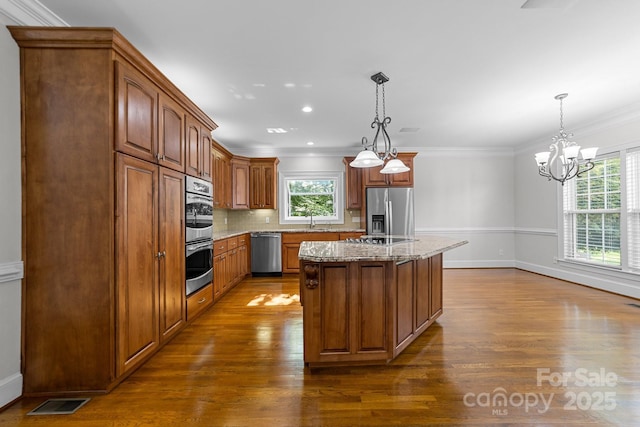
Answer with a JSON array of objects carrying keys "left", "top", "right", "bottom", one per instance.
[
  {"left": 298, "top": 235, "right": 468, "bottom": 262},
  {"left": 213, "top": 228, "right": 365, "bottom": 241}
]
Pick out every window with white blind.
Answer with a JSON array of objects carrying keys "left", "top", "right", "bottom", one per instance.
[
  {"left": 627, "top": 149, "right": 640, "bottom": 271},
  {"left": 562, "top": 147, "right": 639, "bottom": 273}
]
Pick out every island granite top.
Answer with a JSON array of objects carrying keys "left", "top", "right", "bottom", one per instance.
[{"left": 298, "top": 235, "right": 468, "bottom": 262}]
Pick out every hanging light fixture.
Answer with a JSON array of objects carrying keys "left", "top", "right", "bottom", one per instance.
[
  {"left": 535, "top": 93, "right": 598, "bottom": 185},
  {"left": 350, "top": 72, "right": 409, "bottom": 174}
]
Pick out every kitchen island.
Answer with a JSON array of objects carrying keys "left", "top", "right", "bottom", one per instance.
[{"left": 298, "top": 236, "right": 467, "bottom": 367}]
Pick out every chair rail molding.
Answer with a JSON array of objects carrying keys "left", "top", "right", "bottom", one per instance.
[{"left": 0, "top": 261, "right": 23, "bottom": 284}]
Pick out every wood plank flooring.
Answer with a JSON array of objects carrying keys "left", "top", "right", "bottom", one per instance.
[{"left": 1, "top": 268, "right": 639, "bottom": 425}]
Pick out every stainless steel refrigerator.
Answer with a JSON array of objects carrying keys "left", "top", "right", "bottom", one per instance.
[{"left": 366, "top": 187, "right": 415, "bottom": 236}]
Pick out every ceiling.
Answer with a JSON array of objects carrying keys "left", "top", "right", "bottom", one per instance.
[{"left": 35, "top": 0, "right": 640, "bottom": 157}]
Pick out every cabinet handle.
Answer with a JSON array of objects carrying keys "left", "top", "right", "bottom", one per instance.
[
  {"left": 156, "top": 252, "right": 163, "bottom": 259},
  {"left": 198, "top": 297, "right": 206, "bottom": 304}
]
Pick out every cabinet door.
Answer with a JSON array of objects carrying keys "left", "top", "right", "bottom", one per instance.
[
  {"left": 116, "top": 154, "right": 159, "bottom": 376},
  {"left": 395, "top": 260, "right": 415, "bottom": 349},
  {"left": 185, "top": 116, "right": 201, "bottom": 178},
  {"left": 231, "top": 159, "right": 250, "bottom": 209},
  {"left": 158, "top": 167, "right": 185, "bottom": 342},
  {"left": 343, "top": 157, "right": 363, "bottom": 209},
  {"left": 158, "top": 93, "right": 185, "bottom": 172},
  {"left": 200, "top": 126, "right": 212, "bottom": 181},
  {"left": 213, "top": 253, "right": 225, "bottom": 301},
  {"left": 249, "top": 164, "right": 263, "bottom": 208},
  {"left": 116, "top": 62, "right": 158, "bottom": 163},
  {"left": 282, "top": 243, "right": 302, "bottom": 274},
  {"left": 430, "top": 253, "right": 443, "bottom": 317},
  {"left": 356, "top": 263, "right": 388, "bottom": 352},
  {"left": 213, "top": 149, "right": 231, "bottom": 208},
  {"left": 363, "top": 164, "right": 388, "bottom": 187},
  {"left": 262, "top": 164, "right": 276, "bottom": 208},
  {"left": 415, "top": 257, "right": 431, "bottom": 331}
]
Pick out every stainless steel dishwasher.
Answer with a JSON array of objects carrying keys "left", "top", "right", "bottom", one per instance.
[{"left": 250, "top": 232, "right": 282, "bottom": 276}]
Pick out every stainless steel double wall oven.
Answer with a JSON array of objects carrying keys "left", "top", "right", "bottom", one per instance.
[{"left": 185, "top": 176, "right": 213, "bottom": 296}]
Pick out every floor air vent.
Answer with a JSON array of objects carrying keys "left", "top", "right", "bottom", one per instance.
[
  {"left": 28, "top": 398, "right": 90, "bottom": 415},
  {"left": 628, "top": 303, "right": 640, "bottom": 309}
]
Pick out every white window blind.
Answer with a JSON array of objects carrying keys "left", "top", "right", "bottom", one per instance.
[
  {"left": 628, "top": 149, "right": 640, "bottom": 271},
  {"left": 563, "top": 155, "right": 621, "bottom": 266}
]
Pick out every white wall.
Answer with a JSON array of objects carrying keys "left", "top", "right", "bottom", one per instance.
[
  {"left": 0, "top": 24, "right": 23, "bottom": 408},
  {"left": 514, "top": 106, "right": 640, "bottom": 299},
  {"left": 275, "top": 150, "right": 516, "bottom": 268},
  {"left": 413, "top": 149, "right": 516, "bottom": 268}
]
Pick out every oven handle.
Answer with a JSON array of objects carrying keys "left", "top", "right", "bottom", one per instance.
[
  {"left": 187, "top": 195, "right": 214, "bottom": 205},
  {"left": 186, "top": 240, "right": 213, "bottom": 254}
]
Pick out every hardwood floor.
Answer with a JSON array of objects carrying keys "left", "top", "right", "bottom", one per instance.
[{"left": 2, "top": 268, "right": 639, "bottom": 425}]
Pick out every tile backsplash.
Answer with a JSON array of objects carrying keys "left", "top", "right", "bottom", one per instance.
[{"left": 214, "top": 208, "right": 363, "bottom": 232}]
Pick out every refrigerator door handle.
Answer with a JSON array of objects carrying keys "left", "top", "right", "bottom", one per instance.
[{"left": 387, "top": 199, "right": 393, "bottom": 235}]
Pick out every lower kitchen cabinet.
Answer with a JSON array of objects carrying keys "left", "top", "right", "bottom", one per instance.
[
  {"left": 213, "top": 234, "right": 251, "bottom": 301},
  {"left": 116, "top": 154, "right": 186, "bottom": 376},
  {"left": 187, "top": 283, "right": 214, "bottom": 321},
  {"left": 281, "top": 232, "right": 340, "bottom": 273}
]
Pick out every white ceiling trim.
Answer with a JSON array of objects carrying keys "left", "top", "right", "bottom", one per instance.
[{"left": 0, "top": 0, "right": 67, "bottom": 26}]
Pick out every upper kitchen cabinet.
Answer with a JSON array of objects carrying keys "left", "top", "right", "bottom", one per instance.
[
  {"left": 158, "top": 92, "right": 186, "bottom": 172},
  {"left": 9, "top": 26, "right": 216, "bottom": 395},
  {"left": 186, "top": 114, "right": 213, "bottom": 181},
  {"left": 212, "top": 143, "right": 232, "bottom": 208},
  {"left": 362, "top": 153, "right": 417, "bottom": 187},
  {"left": 231, "top": 156, "right": 251, "bottom": 209},
  {"left": 343, "top": 157, "right": 363, "bottom": 209},
  {"left": 250, "top": 158, "right": 279, "bottom": 209}
]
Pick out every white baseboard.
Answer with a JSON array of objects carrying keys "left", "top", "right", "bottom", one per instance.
[
  {"left": 0, "top": 372, "right": 22, "bottom": 408},
  {"left": 444, "top": 259, "right": 516, "bottom": 269},
  {"left": 515, "top": 261, "right": 640, "bottom": 299}
]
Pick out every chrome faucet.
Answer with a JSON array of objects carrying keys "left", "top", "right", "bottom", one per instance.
[{"left": 308, "top": 210, "right": 315, "bottom": 229}]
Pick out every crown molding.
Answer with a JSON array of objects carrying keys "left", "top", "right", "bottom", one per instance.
[
  {"left": 515, "top": 100, "right": 640, "bottom": 156},
  {"left": 0, "top": 0, "right": 67, "bottom": 26}
]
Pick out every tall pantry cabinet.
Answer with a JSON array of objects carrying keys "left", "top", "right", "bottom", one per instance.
[{"left": 10, "top": 27, "right": 217, "bottom": 395}]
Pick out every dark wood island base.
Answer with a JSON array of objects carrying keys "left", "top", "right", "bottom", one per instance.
[{"left": 300, "top": 254, "right": 444, "bottom": 367}]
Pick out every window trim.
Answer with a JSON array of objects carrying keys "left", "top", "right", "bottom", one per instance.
[
  {"left": 557, "top": 142, "right": 640, "bottom": 278},
  {"left": 278, "top": 171, "right": 344, "bottom": 225}
]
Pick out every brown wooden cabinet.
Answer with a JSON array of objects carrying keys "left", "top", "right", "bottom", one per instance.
[
  {"left": 281, "top": 232, "right": 339, "bottom": 273},
  {"left": 158, "top": 92, "right": 186, "bottom": 172},
  {"left": 362, "top": 153, "right": 417, "bottom": 187},
  {"left": 250, "top": 158, "right": 279, "bottom": 209},
  {"left": 186, "top": 114, "right": 213, "bottom": 181},
  {"left": 213, "top": 234, "right": 250, "bottom": 299},
  {"left": 343, "top": 157, "right": 363, "bottom": 209},
  {"left": 186, "top": 283, "right": 214, "bottom": 321},
  {"left": 158, "top": 167, "right": 187, "bottom": 342},
  {"left": 300, "top": 253, "right": 443, "bottom": 367},
  {"left": 11, "top": 26, "right": 216, "bottom": 395},
  {"left": 231, "top": 156, "right": 251, "bottom": 209},
  {"left": 116, "top": 154, "right": 186, "bottom": 375},
  {"left": 212, "top": 145, "right": 232, "bottom": 209},
  {"left": 301, "top": 261, "right": 393, "bottom": 365}
]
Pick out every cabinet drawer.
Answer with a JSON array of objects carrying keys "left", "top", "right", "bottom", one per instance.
[
  {"left": 237, "top": 233, "right": 248, "bottom": 246},
  {"left": 227, "top": 236, "right": 239, "bottom": 250},
  {"left": 214, "top": 238, "right": 228, "bottom": 255},
  {"left": 187, "top": 283, "right": 214, "bottom": 321}
]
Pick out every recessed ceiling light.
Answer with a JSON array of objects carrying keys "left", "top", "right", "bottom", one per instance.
[
  {"left": 306, "top": 141, "right": 314, "bottom": 146},
  {"left": 284, "top": 83, "right": 296, "bottom": 88},
  {"left": 302, "top": 106, "right": 313, "bottom": 113},
  {"left": 266, "top": 128, "right": 288, "bottom": 134}
]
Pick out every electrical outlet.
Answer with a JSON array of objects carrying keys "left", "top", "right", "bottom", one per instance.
[
  {"left": 265, "top": 216, "right": 270, "bottom": 224},
  {"left": 352, "top": 217, "right": 361, "bottom": 223},
  {"left": 224, "top": 217, "right": 227, "bottom": 225}
]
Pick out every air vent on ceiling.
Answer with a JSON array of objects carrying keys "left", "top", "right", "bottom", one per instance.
[
  {"left": 399, "top": 128, "right": 420, "bottom": 133},
  {"left": 521, "top": 0, "right": 578, "bottom": 9}
]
